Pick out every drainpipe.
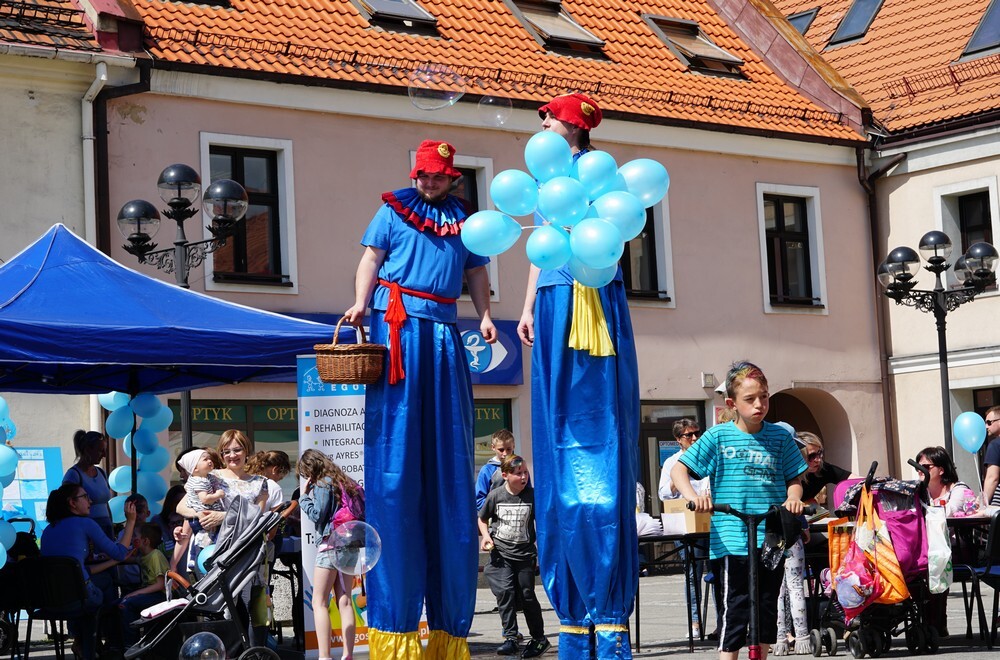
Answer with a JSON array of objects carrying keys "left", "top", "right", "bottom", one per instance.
[
  {"left": 857, "top": 145, "right": 906, "bottom": 476},
  {"left": 82, "top": 61, "right": 108, "bottom": 247}
]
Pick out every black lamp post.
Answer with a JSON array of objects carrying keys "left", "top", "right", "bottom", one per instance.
[
  {"left": 877, "top": 230, "right": 999, "bottom": 454},
  {"left": 116, "top": 164, "right": 248, "bottom": 451}
]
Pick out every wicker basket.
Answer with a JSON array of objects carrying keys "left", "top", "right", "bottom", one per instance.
[{"left": 314, "top": 316, "right": 386, "bottom": 385}]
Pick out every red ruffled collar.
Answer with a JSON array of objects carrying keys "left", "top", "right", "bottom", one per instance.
[{"left": 381, "top": 187, "right": 470, "bottom": 237}]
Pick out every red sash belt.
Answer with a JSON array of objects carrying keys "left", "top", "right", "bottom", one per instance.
[{"left": 378, "top": 278, "right": 457, "bottom": 384}]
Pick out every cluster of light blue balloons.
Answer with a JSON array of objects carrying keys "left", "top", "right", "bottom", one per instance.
[
  {"left": 0, "top": 396, "right": 19, "bottom": 570},
  {"left": 100, "top": 391, "right": 174, "bottom": 521},
  {"left": 954, "top": 411, "right": 988, "bottom": 454},
  {"left": 462, "top": 131, "right": 670, "bottom": 288}
]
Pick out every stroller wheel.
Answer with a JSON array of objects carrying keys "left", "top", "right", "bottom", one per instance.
[
  {"left": 880, "top": 631, "right": 891, "bottom": 655},
  {"left": 847, "top": 631, "right": 865, "bottom": 659},
  {"left": 927, "top": 627, "right": 940, "bottom": 653},
  {"left": 905, "top": 627, "right": 926, "bottom": 655},
  {"left": 238, "top": 647, "right": 281, "bottom": 660},
  {"left": 0, "top": 618, "right": 13, "bottom": 654},
  {"left": 810, "top": 629, "right": 823, "bottom": 657},
  {"left": 865, "top": 630, "right": 883, "bottom": 658},
  {"left": 825, "top": 627, "right": 839, "bottom": 656}
]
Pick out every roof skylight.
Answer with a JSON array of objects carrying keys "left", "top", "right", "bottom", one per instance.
[
  {"left": 964, "top": 0, "right": 1000, "bottom": 56},
  {"left": 828, "top": 0, "right": 883, "bottom": 45}
]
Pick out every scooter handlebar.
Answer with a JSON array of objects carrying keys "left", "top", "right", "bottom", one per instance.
[{"left": 685, "top": 501, "right": 817, "bottom": 517}]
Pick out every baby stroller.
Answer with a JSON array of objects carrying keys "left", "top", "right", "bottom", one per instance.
[
  {"left": 125, "top": 498, "right": 297, "bottom": 660},
  {"left": 809, "top": 461, "right": 933, "bottom": 658}
]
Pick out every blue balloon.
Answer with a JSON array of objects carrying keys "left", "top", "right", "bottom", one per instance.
[
  {"left": 98, "top": 391, "right": 130, "bottom": 411},
  {"left": 2, "top": 419, "right": 16, "bottom": 441},
  {"left": 198, "top": 544, "right": 217, "bottom": 573},
  {"left": 526, "top": 224, "right": 572, "bottom": 270},
  {"left": 592, "top": 191, "right": 646, "bottom": 242},
  {"left": 567, "top": 256, "right": 617, "bottom": 288},
  {"left": 0, "top": 519, "right": 15, "bottom": 550},
  {"left": 109, "top": 495, "right": 128, "bottom": 524},
  {"left": 139, "top": 445, "right": 171, "bottom": 473},
  {"left": 0, "top": 471, "right": 14, "bottom": 488},
  {"left": 137, "top": 471, "right": 168, "bottom": 502},
  {"left": 108, "top": 465, "right": 133, "bottom": 493},
  {"left": 0, "top": 426, "right": 6, "bottom": 444},
  {"left": 141, "top": 406, "right": 174, "bottom": 434},
  {"left": 461, "top": 210, "right": 523, "bottom": 257},
  {"left": 569, "top": 218, "right": 625, "bottom": 269},
  {"left": 524, "top": 131, "right": 572, "bottom": 183},
  {"left": 537, "top": 177, "right": 589, "bottom": 227},
  {"left": 0, "top": 445, "right": 17, "bottom": 476},
  {"left": 129, "top": 393, "right": 163, "bottom": 418},
  {"left": 573, "top": 150, "right": 619, "bottom": 201},
  {"left": 106, "top": 406, "right": 136, "bottom": 440},
  {"left": 619, "top": 158, "right": 670, "bottom": 208},
  {"left": 0, "top": 550, "right": 6, "bottom": 570},
  {"left": 147, "top": 500, "right": 163, "bottom": 517},
  {"left": 954, "top": 411, "right": 987, "bottom": 453},
  {"left": 131, "top": 427, "right": 159, "bottom": 455},
  {"left": 490, "top": 169, "right": 539, "bottom": 217},
  {"left": 0, "top": 396, "right": 8, "bottom": 420}
]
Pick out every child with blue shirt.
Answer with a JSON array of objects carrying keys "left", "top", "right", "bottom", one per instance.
[
  {"left": 671, "top": 361, "right": 807, "bottom": 660},
  {"left": 476, "top": 429, "right": 515, "bottom": 511}
]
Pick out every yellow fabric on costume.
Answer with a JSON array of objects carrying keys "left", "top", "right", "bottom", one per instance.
[
  {"left": 426, "top": 630, "right": 470, "bottom": 660},
  {"left": 595, "top": 623, "right": 629, "bottom": 632},
  {"left": 369, "top": 629, "right": 424, "bottom": 659},
  {"left": 568, "top": 280, "right": 616, "bottom": 357},
  {"left": 559, "top": 624, "right": 591, "bottom": 635}
]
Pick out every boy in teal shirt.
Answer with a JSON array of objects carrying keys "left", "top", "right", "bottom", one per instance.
[{"left": 671, "top": 361, "right": 807, "bottom": 660}]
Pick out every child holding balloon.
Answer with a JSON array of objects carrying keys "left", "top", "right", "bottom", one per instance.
[{"left": 298, "top": 449, "right": 359, "bottom": 660}]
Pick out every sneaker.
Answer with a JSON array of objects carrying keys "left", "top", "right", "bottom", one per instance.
[
  {"left": 497, "top": 638, "right": 520, "bottom": 655},
  {"left": 521, "top": 638, "right": 551, "bottom": 658}
]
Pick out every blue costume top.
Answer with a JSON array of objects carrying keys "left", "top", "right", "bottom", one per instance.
[
  {"left": 679, "top": 421, "right": 808, "bottom": 559},
  {"left": 62, "top": 465, "right": 113, "bottom": 537}
]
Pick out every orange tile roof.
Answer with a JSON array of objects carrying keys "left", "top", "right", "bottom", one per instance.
[
  {"left": 129, "top": 0, "right": 864, "bottom": 142},
  {"left": 772, "top": 0, "right": 1000, "bottom": 133},
  {"left": 0, "top": 0, "right": 101, "bottom": 50}
]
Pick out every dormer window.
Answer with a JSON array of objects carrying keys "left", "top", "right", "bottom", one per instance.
[
  {"left": 643, "top": 15, "right": 744, "bottom": 77},
  {"left": 964, "top": 0, "right": 1000, "bottom": 57},
  {"left": 510, "top": 0, "right": 605, "bottom": 57},
  {"left": 828, "top": 0, "right": 883, "bottom": 45},
  {"left": 356, "top": 0, "right": 437, "bottom": 33}
]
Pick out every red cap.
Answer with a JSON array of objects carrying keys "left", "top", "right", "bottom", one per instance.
[
  {"left": 410, "top": 140, "right": 462, "bottom": 179},
  {"left": 538, "top": 93, "right": 602, "bottom": 130}
]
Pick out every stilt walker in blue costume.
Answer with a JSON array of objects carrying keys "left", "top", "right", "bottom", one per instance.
[
  {"left": 518, "top": 94, "right": 641, "bottom": 659},
  {"left": 345, "top": 140, "right": 497, "bottom": 659}
]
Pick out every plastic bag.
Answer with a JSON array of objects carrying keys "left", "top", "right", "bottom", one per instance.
[
  {"left": 924, "top": 505, "right": 953, "bottom": 594},
  {"left": 833, "top": 538, "right": 882, "bottom": 622},
  {"left": 858, "top": 486, "right": 910, "bottom": 605}
]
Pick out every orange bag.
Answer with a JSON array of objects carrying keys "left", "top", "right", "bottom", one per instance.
[
  {"left": 827, "top": 516, "right": 852, "bottom": 576},
  {"left": 857, "top": 487, "right": 910, "bottom": 605}
]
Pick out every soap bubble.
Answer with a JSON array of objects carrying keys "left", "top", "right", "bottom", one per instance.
[
  {"left": 478, "top": 96, "right": 513, "bottom": 126},
  {"left": 178, "top": 631, "right": 227, "bottom": 660},
  {"left": 329, "top": 521, "right": 383, "bottom": 576},
  {"left": 407, "top": 64, "right": 466, "bottom": 110}
]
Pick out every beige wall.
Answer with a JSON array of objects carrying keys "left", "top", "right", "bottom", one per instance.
[{"left": 103, "top": 82, "right": 884, "bottom": 491}]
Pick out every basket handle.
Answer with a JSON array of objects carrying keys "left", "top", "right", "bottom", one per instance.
[{"left": 335, "top": 316, "right": 367, "bottom": 345}]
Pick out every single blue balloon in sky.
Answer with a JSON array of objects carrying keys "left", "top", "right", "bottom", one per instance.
[
  {"left": 108, "top": 465, "right": 133, "bottom": 494},
  {"left": 461, "top": 210, "right": 523, "bottom": 257},
  {"left": 954, "top": 411, "right": 987, "bottom": 453},
  {"left": 524, "top": 131, "right": 572, "bottom": 183},
  {"left": 619, "top": 158, "right": 670, "bottom": 208}
]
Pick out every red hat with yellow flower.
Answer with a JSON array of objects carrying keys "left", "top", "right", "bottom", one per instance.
[
  {"left": 538, "top": 93, "right": 602, "bottom": 130},
  {"left": 410, "top": 140, "right": 462, "bottom": 179}
]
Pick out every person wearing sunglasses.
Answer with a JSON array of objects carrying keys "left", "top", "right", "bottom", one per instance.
[
  {"left": 797, "top": 432, "right": 852, "bottom": 507},
  {"left": 980, "top": 406, "right": 1000, "bottom": 506}
]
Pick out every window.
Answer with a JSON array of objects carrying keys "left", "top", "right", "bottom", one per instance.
[
  {"left": 965, "top": 0, "right": 1000, "bottom": 56},
  {"left": 643, "top": 15, "right": 744, "bottom": 77},
  {"left": 639, "top": 401, "right": 707, "bottom": 516},
  {"left": 355, "top": 0, "right": 437, "bottom": 32},
  {"left": 828, "top": 0, "right": 883, "bottom": 45},
  {"left": 756, "top": 184, "right": 828, "bottom": 314},
  {"left": 787, "top": 8, "right": 819, "bottom": 34},
  {"left": 200, "top": 133, "right": 298, "bottom": 294},
  {"left": 934, "top": 178, "right": 1000, "bottom": 287},
  {"left": 473, "top": 399, "right": 512, "bottom": 479},
  {"left": 509, "top": 0, "right": 605, "bottom": 56},
  {"left": 622, "top": 208, "right": 668, "bottom": 299}
]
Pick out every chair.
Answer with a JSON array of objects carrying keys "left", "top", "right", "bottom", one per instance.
[
  {"left": 973, "top": 512, "right": 1000, "bottom": 643},
  {"left": 17, "top": 556, "right": 92, "bottom": 659}
]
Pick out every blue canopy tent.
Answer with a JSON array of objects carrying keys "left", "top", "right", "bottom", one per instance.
[{"left": 0, "top": 224, "right": 345, "bottom": 394}]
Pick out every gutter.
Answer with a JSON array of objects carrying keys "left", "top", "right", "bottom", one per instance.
[
  {"left": 83, "top": 62, "right": 109, "bottom": 246},
  {"left": 856, "top": 146, "right": 906, "bottom": 476},
  {"left": 0, "top": 43, "right": 135, "bottom": 66}
]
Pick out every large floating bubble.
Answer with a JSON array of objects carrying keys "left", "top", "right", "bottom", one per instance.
[
  {"left": 329, "top": 521, "right": 383, "bottom": 576},
  {"left": 478, "top": 96, "right": 513, "bottom": 127},
  {"left": 407, "top": 65, "right": 466, "bottom": 110}
]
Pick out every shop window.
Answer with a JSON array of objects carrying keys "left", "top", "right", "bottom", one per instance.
[
  {"left": 639, "top": 401, "right": 708, "bottom": 516},
  {"left": 473, "top": 399, "right": 513, "bottom": 478}
]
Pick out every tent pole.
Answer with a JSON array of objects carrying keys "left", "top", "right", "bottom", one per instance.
[{"left": 181, "top": 391, "right": 193, "bottom": 452}]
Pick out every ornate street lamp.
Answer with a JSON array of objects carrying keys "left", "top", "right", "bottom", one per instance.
[
  {"left": 877, "top": 230, "right": 999, "bottom": 454},
  {"left": 116, "top": 165, "right": 248, "bottom": 450}
]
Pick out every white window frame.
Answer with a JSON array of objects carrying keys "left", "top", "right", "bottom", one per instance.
[
  {"left": 408, "top": 151, "right": 499, "bottom": 302},
  {"left": 756, "top": 183, "right": 828, "bottom": 315},
  {"left": 200, "top": 132, "right": 299, "bottom": 295},
  {"left": 626, "top": 194, "right": 676, "bottom": 309},
  {"left": 933, "top": 176, "right": 1000, "bottom": 290}
]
